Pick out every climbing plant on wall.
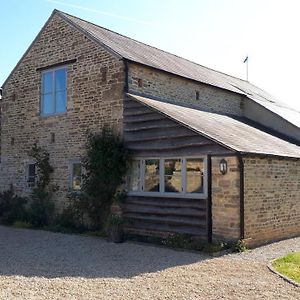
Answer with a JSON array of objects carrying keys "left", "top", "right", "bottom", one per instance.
[{"left": 80, "top": 127, "right": 130, "bottom": 229}]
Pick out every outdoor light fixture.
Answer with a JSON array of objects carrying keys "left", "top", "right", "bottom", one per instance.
[{"left": 219, "top": 159, "right": 228, "bottom": 175}]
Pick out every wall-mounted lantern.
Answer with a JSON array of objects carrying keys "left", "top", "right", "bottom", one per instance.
[{"left": 219, "top": 159, "right": 228, "bottom": 175}]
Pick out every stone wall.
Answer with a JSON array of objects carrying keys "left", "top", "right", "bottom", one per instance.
[
  {"left": 243, "top": 156, "right": 300, "bottom": 246},
  {"left": 0, "top": 13, "right": 125, "bottom": 209},
  {"left": 211, "top": 156, "right": 241, "bottom": 241},
  {"left": 128, "top": 63, "right": 244, "bottom": 116}
]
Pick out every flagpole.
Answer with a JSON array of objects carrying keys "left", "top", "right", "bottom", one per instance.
[
  {"left": 246, "top": 59, "right": 248, "bottom": 81},
  {"left": 243, "top": 56, "right": 249, "bottom": 81}
]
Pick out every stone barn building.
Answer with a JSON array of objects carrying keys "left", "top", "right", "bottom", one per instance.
[{"left": 1, "top": 10, "right": 300, "bottom": 246}]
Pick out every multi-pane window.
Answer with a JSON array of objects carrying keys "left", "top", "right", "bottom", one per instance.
[
  {"left": 127, "top": 157, "right": 206, "bottom": 197},
  {"left": 71, "top": 163, "right": 82, "bottom": 191},
  {"left": 27, "top": 163, "right": 36, "bottom": 187},
  {"left": 41, "top": 68, "right": 67, "bottom": 115}
]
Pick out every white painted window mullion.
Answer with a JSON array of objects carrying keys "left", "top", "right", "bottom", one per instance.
[
  {"left": 182, "top": 157, "right": 186, "bottom": 194},
  {"left": 160, "top": 158, "right": 164, "bottom": 194}
]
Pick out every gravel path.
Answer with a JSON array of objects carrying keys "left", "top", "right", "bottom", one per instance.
[{"left": 0, "top": 226, "right": 299, "bottom": 299}]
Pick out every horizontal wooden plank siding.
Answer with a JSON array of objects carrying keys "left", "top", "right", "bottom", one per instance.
[
  {"left": 123, "top": 96, "right": 233, "bottom": 239},
  {"left": 123, "top": 97, "right": 232, "bottom": 157},
  {"left": 123, "top": 196, "right": 207, "bottom": 238}
]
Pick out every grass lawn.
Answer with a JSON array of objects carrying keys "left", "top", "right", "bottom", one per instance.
[{"left": 273, "top": 252, "right": 300, "bottom": 283}]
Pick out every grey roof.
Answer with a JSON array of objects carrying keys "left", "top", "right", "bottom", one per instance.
[
  {"left": 57, "top": 10, "right": 300, "bottom": 129},
  {"left": 127, "top": 93, "right": 300, "bottom": 159}
]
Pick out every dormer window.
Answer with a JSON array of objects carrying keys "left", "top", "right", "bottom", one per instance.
[{"left": 41, "top": 67, "right": 67, "bottom": 116}]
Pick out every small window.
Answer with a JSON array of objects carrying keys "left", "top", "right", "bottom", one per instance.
[
  {"left": 71, "top": 163, "right": 82, "bottom": 191},
  {"left": 137, "top": 78, "right": 143, "bottom": 87},
  {"left": 27, "top": 163, "right": 36, "bottom": 187},
  {"left": 195, "top": 91, "right": 200, "bottom": 100},
  {"left": 41, "top": 68, "right": 67, "bottom": 116}
]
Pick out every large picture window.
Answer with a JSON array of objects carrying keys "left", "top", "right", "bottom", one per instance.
[
  {"left": 127, "top": 157, "right": 207, "bottom": 198},
  {"left": 41, "top": 68, "right": 67, "bottom": 116}
]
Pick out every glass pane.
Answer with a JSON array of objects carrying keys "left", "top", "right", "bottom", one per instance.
[
  {"left": 72, "top": 163, "right": 82, "bottom": 190},
  {"left": 42, "top": 72, "right": 53, "bottom": 94},
  {"left": 186, "top": 158, "right": 204, "bottom": 193},
  {"left": 144, "top": 159, "right": 159, "bottom": 192},
  {"left": 42, "top": 94, "right": 54, "bottom": 115},
  {"left": 55, "top": 68, "right": 67, "bottom": 92},
  {"left": 128, "top": 160, "right": 140, "bottom": 192},
  {"left": 164, "top": 159, "right": 181, "bottom": 192},
  {"left": 55, "top": 91, "right": 67, "bottom": 113},
  {"left": 28, "top": 164, "right": 36, "bottom": 183}
]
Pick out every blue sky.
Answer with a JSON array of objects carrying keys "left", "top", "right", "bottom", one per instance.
[{"left": 1, "top": 0, "right": 300, "bottom": 110}]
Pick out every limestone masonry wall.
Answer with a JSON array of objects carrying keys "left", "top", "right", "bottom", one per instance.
[
  {"left": 0, "top": 14, "right": 125, "bottom": 209},
  {"left": 211, "top": 156, "right": 241, "bottom": 241},
  {"left": 243, "top": 156, "right": 300, "bottom": 246},
  {"left": 128, "top": 63, "right": 243, "bottom": 116}
]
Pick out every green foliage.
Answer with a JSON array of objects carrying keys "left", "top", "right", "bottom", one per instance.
[
  {"left": 162, "top": 233, "right": 191, "bottom": 249},
  {"left": 27, "top": 144, "right": 56, "bottom": 227},
  {"left": 81, "top": 128, "right": 130, "bottom": 229},
  {"left": 113, "top": 190, "right": 127, "bottom": 204},
  {"left": 13, "top": 220, "right": 32, "bottom": 229},
  {"left": 273, "top": 252, "right": 300, "bottom": 283},
  {"left": 107, "top": 214, "right": 124, "bottom": 226},
  {"left": 28, "top": 143, "right": 53, "bottom": 189},
  {"left": 126, "top": 233, "right": 236, "bottom": 254},
  {"left": 232, "top": 239, "right": 247, "bottom": 252},
  {"left": 54, "top": 192, "right": 88, "bottom": 232},
  {"left": 0, "top": 189, "right": 28, "bottom": 225}
]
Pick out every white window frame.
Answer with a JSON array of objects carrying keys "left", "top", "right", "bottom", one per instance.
[
  {"left": 128, "top": 156, "right": 208, "bottom": 199},
  {"left": 26, "top": 162, "right": 37, "bottom": 188},
  {"left": 69, "top": 159, "right": 82, "bottom": 191},
  {"left": 41, "top": 66, "right": 67, "bottom": 117}
]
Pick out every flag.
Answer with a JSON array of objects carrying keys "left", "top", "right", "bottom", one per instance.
[{"left": 243, "top": 56, "right": 248, "bottom": 63}]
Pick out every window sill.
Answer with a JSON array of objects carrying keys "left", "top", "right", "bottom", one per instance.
[
  {"left": 128, "top": 191, "right": 207, "bottom": 199},
  {"left": 40, "top": 112, "right": 67, "bottom": 119}
]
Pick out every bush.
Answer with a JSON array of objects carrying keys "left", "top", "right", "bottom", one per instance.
[
  {"left": 26, "top": 189, "right": 55, "bottom": 227},
  {"left": 54, "top": 193, "right": 88, "bottom": 232},
  {"left": 26, "top": 144, "right": 57, "bottom": 228},
  {"left": 0, "top": 189, "right": 28, "bottom": 225},
  {"left": 81, "top": 128, "right": 130, "bottom": 229}
]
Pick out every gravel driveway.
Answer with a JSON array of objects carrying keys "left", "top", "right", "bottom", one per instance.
[{"left": 0, "top": 226, "right": 299, "bottom": 299}]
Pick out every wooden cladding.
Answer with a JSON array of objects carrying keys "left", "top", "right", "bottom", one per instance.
[
  {"left": 123, "top": 196, "right": 207, "bottom": 238},
  {"left": 123, "top": 97, "right": 232, "bottom": 157}
]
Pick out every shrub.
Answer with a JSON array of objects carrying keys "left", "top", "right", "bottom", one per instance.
[
  {"left": 26, "top": 144, "right": 57, "bottom": 227},
  {"left": 0, "top": 189, "right": 28, "bottom": 225},
  {"left": 81, "top": 128, "right": 130, "bottom": 229},
  {"left": 26, "top": 191, "right": 55, "bottom": 227},
  {"left": 54, "top": 192, "right": 88, "bottom": 232}
]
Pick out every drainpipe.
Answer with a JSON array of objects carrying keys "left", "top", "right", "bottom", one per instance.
[
  {"left": 238, "top": 154, "right": 245, "bottom": 239},
  {"left": 207, "top": 155, "right": 212, "bottom": 243},
  {"left": 123, "top": 59, "right": 129, "bottom": 93}
]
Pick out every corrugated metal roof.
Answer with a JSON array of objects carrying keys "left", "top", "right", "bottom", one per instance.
[
  {"left": 127, "top": 93, "right": 300, "bottom": 159},
  {"left": 58, "top": 10, "right": 300, "bottom": 130}
]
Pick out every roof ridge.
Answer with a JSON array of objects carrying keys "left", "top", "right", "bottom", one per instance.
[{"left": 56, "top": 9, "right": 250, "bottom": 84}]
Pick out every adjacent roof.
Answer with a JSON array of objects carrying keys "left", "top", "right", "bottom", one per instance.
[
  {"left": 57, "top": 10, "right": 300, "bottom": 129},
  {"left": 127, "top": 94, "right": 300, "bottom": 159}
]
